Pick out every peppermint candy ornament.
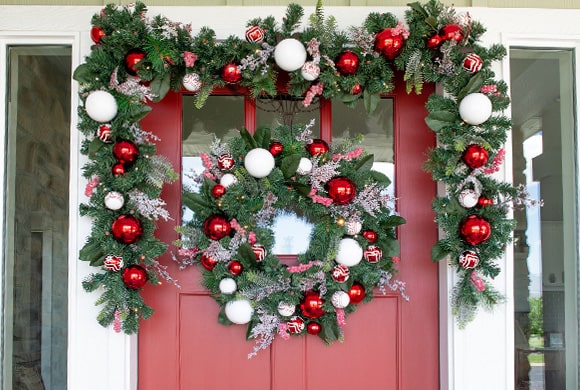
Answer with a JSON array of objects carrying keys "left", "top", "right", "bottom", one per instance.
[
  {"left": 364, "top": 245, "right": 383, "bottom": 263},
  {"left": 96, "top": 124, "right": 113, "bottom": 143},
  {"left": 463, "top": 53, "right": 483, "bottom": 73},
  {"left": 331, "top": 264, "right": 350, "bottom": 283},
  {"left": 217, "top": 154, "right": 235, "bottom": 171},
  {"left": 182, "top": 73, "right": 202, "bottom": 93},
  {"left": 459, "top": 250, "right": 480, "bottom": 269},
  {"left": 103, "top": 255, "right": 124, "bottom": 272},
  {"left": 252, "top": 244, "right": 267, "bottom": 262},
  {"left": 345, "top": 220, "right": 362, "bottom": 235},
  {"left": 277, "top": 301, "right": 296, "bottom": 317},
  {"left": 301, "top": 61, "right": 320, "bottom": 81},
  {"left": 287, "top": 316, "right": 305, "bottom": 334}
]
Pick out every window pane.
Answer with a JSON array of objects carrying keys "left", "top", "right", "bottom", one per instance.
[
  {"left": 5, "top": 46, "right": 71, "bottom": 389},
  {"left": 256, "top": 97, "right": 321, "bottom": 138},
  {"left": 511, "top": 48, "right": 577, "bottom": 390}
]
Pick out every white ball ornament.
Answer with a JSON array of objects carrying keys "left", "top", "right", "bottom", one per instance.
[
  {"left": 220, "top": 173, "right": 238, "bottom": 188},
  {"left": 274, "top": 38, "right": 307, "bottom": 72},
  {"left": 104, "top": 191, "right": 125, "bottom": 210},
  {"left": 458, "top": 189, "right": 480, "bottom": 208},
  {"left": 459, "top": 93, "right": 492, "bottom": 126},
  {"left": 296, "top": 157, "right": 313, "bottom": 175},
  {"left": 244, "top": 148, "right": 275, "bottom": 178},
  {"left": 331, "top": 291, "right": 350, "bottom": 309},
  {"left": 224, "top": 299, "right": 254, "bottom": 324},
  {"left": 301, "top": 61, "right": 320, "bottom": 81},
  {"left": 335, "top": 238, "right": 363, "bottom": 267},
  {"left": 345, "top": 220, "right": 362, "bottom": 235},
  {"left": 85, "top": 90, "right": 118, "bottom": 123},
  {"left": 182, "top": 73, "right": 202, "bottom": 93},
  {"left": 219, "top": 278, "right": 237, "bottom": 294},
  {"left": 277, "top": 301, "right": 296, "bottom": 317}
]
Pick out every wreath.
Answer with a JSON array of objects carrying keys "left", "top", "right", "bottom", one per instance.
[{"left": 74, "top": 0, "right": 540, "bottom": 337}]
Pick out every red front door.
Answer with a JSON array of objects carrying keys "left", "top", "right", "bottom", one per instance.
[{"left": 139, "top": 77, "right": 438, "bottom": 389}]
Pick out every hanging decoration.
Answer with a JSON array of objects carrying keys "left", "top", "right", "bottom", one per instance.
[{"left": 72, "top": 0, "right": 540, "bottom": 336}]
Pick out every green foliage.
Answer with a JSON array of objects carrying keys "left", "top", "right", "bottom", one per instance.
[{"left": 528, "top": 297, "right": 543, "bottom": 336}]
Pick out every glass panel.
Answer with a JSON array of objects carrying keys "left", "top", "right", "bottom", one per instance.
[
  {"left": 510, "top": 48, "right": 577, "bottom": 390},
  {"left": 255, "top": 97, "right": 321, "bottom": 138},
  {"left": 4, "top": 46, "right": 71, "bottom": 389}
]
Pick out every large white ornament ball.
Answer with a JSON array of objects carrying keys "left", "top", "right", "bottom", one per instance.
[
  {"left": 458, "top": 93, "right": 492, "bottom": 125},
  {"left": 85, "top": 90, "right": 118, "bottom": 123},
  {"left": 244, "top": 148, "right": 275, "bottom": 178},
  {"left": 182, "top": 73, "right": 202, "bottom": 93},
  {"left": 224, "top": 299, "right": 254, "bottom": 324},
  {"left": 104, "top": 191, "right": 125, "bottom": 211},
  {"left": 220, "top": 173, "right": 238, "bottom": 188},
  {"left": 296, "top": 157, "right": 313, "bottom": 175},
  {"left": 301, "top": 61, "right": 320, "bottom": 81},
  {"left": 331, "top": 291, "right": 350, "bottom": 309},
  {"left": 277, "top": 301, "right": 296, "bottom": 317},
  {"left": 219, "top": 278, "right": 237, "bottom": 294},
  {"left": 274, "top": 38, "right": 307, "bottom": 72},
  {"left": 335, "top": 238, "right": 363, "bottom": 267}
]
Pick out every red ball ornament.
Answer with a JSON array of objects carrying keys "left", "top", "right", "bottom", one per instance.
[
  {"left": 477, "top": 196, "right": 494, "bottom": 207},
  {"left": 299, "top": 291, "right": 325, "bottom": 319},
  {"left": 306, "top": 139, "right": 329, "bottom": 156},
  {"left": 252, "top": 244, "right": 267, "bottom": 262},
  {"left": 459, "top": 215, "right": 492, "bottom": 246},
  {"left": 287, "top": 316, "right": 305, "bottom": 334},
  {"left": 228, "top": 260, "right": 243, "bottom": 275},
  {"left": 97, "top": 124, "right": 113, "bottom": 143},
  {"left": 335, "top": 50, "right": 360, "bottom": 75},
  {"left": 221, "top": 62, "right": 242, "bottom": 84},
  {"left": 200, "top": 254, "right": 219, "bottom": 271},
  {"left": 211, "top": 184, "right": 226, "bottom": 199},
  {"left": 90, "top": 26, "right": 106, "bottom": 44},
  {"left": 113, "top": 140, "right": 139, "bottom": 165},
  {"left": 124, "top": 49, "right": 146, "bottom": 76},
  {"left": 348, "top": 283, "right": 366, "bottom": 304},
  {"left": 269, "top": 141, "right": 284, "bottom": 157},
  {"left": 203, "top": 214, "right": 231, "bottom": 241},
  {"left": 122, "top": 265, "right": 148, "bottom": 289},
  {"left": 462, "top": 144, "right": 489, "bottom": 169},
  {"left": 111, "top": 163, "right": 126, "bottom": 177},
  {"left": 217, "top": 154, "right": 235, "bottom": 171},
  {"left": 426, "top": 34, "right": 442, "bottom": 50},
  {"left": 327, "top": 176, "right": 357, "bottom": 205},
  {"left": 440, "top": 24, "right": 463, "bottom": 42},
  {"left": 362, "top": 230, "right": 378, "bottom": 244},
  {"left": 307, "top": 322, "right": 322, "bottom": 335},
  {"left": 245, "top": 25, "right": 264, "bottom": 43},
  {"left": 351, "top": 84, "right": 362, "bottom": 95},
  {"left": 364, "top": 245, "right": 383, "bottom": 263},
  {"left": 111, "top": 214, "right": 143, "bottom": 244},
  {"left": 331, "top": 264, "right": 350, "bottom": 283},
  {"left": 463, "top": 53, "right": 483, "bottom": 73},
  {"left": 374, "top": 28, "right": 405, "bottom": 60}
]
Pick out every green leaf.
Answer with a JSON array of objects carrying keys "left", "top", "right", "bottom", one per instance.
[
  {"left": 363, "top": 90, "right": 380, "bottom": 114},
  {"left": 425, "top": 111, "right": 457, "bottom": 132},
  {"left": 381, "top": 237, "right": 401, "bottom": 257},
  {"left": 458, "top": 72, "right": 485, "bottom": 100},
  {"left": 239, "top": 128, "right": 258, "bottom": 149},
  {"left": 431, "top": 241, "right": 451, "bottom": 262},
  {"left": 341, "top": 93, "right": 360, "bottom": 103},
  {"left": 254, "top": 126, "right": 272, "bottom": 149},
  {"left": 238, "top": 243, "right": 258, "bottom": 263},
  {"left": 218, "top": 307, "right": 233, "bottom": 325},
  {"left": 88, "top": 138, "right": 107, "bottom": 157},
  {"left": 381, "top": 215, "right": 406, "bottom": 228},
  {"left": 355, "top": 154, "right": 374, "bottom": 172},
  {"left": 150, "top": 73, "right": 171, "bottom": 102},
  {"left": 72, "top": 63, "right": 93, "bottom": 84},
  {"left": 280, "top": 154, "right": 302, "bottom": 178},
  {"left": 128, "top": 103, "right": 152, "bottom": 123},
  {"left": 285, "top": 180, "right": 311, "bottom": 196},
  {"left": 369, "top": 170, "right": 391, "bottom": 187},
  {"left": 182, "top": 192, "right": 211, "bottom": 214},
  {"left": 79, "top": 240, "right": 104, "bottom": 264},
  {"left": 320, "top": 320, "right": 340, "bottom": 343},
  {"left": 407, "top": 2, "right": 429, "bottom": 19}
]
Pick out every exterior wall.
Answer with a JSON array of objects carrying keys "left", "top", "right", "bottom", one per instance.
[{"left": 1, "top": 4, "right": 579, "bottom": 390}]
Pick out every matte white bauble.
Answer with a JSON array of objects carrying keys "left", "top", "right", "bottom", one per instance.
[
  {"left": 277, "top": 301, "right": 296, "bottom": 317},
  {"left": 220, "top": 173, "right": 238, "bottom": 188},
  {"left": 244, "top": 148, "right": 275, "bottom": 178},
  {"left": 335, "top": 238, "right": 363, "bottom": 267},
  {"left": 301, "top": 61, "right": 320, "bottom": 81},
  {"left": 274, "top": 38, "right": 307, "bottom": 72},
  {"left": 458, "top": 93, "right": 492, "bottom": 125},
  {"left": 331, "top": 291, "right": 350, "bottom": 309},
  {"left": 85, "top": 90, "right": 118, "bottom": 122},
  {"left": 224, "top": 299, "right": 254, "bottom": 324},
  {"left": 104, "top": 191, "right": 125, "bottom": 210},
  {"left": 219, "top": 278, "right": 237, "bottom": 294},
  {"left": 296, "top": 157, "right": 313, "bottom": 175}
]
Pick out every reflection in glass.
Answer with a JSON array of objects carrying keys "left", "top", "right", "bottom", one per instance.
[{"left": 256, "top": 97, "right": 321, "bottom": 137}]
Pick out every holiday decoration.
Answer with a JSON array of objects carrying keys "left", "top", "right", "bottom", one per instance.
[
  {"left": 459, "top": 215, "right": 492, "bottom": 246},
  {"left": 463, "top": 53, "right": 483, "bottom": 73},
  {"left": 90, "top": 26, "right": 106, "bottom": 44},
  {"left": 124, "top": 49, "right": 146, "bottom": 76},
  {"left": 426, "top": 34, "right": 442, "bottom": 50},
  {"left": 327, "top": 176, "right": 356, "bottom": 204},
  {"left": 296, "top": 157, "right": 313, "bottom": 175},
  {"left": 287, "top": 316, "right": 305, "bottom": 334},
  {"left": 221, "top": 62, "right": 242, "bottom": 84},
  {"left": 362, "top": 230, "right": 378, "bottom": 244},
  {"left": 211, "top": 184, "right": 226, "bottom": 199},
  {"left": 227, "top": 260, "right": 243, "bottom": 275},
  {"left": 335, "top": 238, "right": 363, "bottom": 267},
  {"left": 307, "top": 322, "right": 322, "bottom": 335},
  {"left": 345, "top": 220, "right": 362, "bottom": 235},
  {"left": 440, "top": 24, "right": 463, "bottom": 42},
  {"left": 220, "top": 173, "right": 238, "bottom": 188},
  {"left": 244, "top": 148, "right": 275, "bottom": 178},
  {"left": 277, "top": 302, "right": 296, "bottom": 317},
  {"left": 217, "top": 154, "right": 235, "bottom": 171},
  {"left": 201, "top": 254, "right": 219, "bottom": 271},
  {"left": 477, "top": 196, "right": 494, "bottom": 207},
  {"left": 374, "top": 28, "right": 405, "bottom": 60},
  {"left": 335, "top": 50, "right": 360, "bottom": 75},
  {"left": 351, "top": 84, "right": 362, "bottom": 95},
  {"left": 269, "top": 141, "right": 284, "bottom": 157},
  {"left": 274, "top": 38, "right": 307, "bottom": 72},
  {"left": 462, "top": 144, "right": 489, "bottom": 169},
  {"left": 300, "top": 291, "right": 325, "bottom": 319},
  {"left": 104, "top": 191, "right": 125, "bottom": 210},
  {"left": 111, "top": 214, "right": 143, "bottom": 244},
  {"left": 84, "top": 90, "right": 118, "bottom": 123},
  {"left": 219, "top": 278, "right": 237, "bottom": 294},
  {"left": 458, "top": 189, "right": 480, "bottom": 208},
  {"left": 113, "top": 140, "right": 139, "bottom": 165},
  {"left": 364, "top": 245, "right": 383, "bottom": 263},
  {"left": 306, "top": 139, "right": 329, "bottom": 156},
  {"left": 182, "top": 73, "right": 202, "bottom": 92},
  {"left": 96, "top": 124, "right": 113, "bottom": 143},
  {"left": 122, "top": 265, "right": 148, "bottom": 289},
  {"left": 203, "top": 214, "right": 231, "bottom": 241},
  {"left": 331, "top": 264, "right": 350, "bottom": 283},
  {"left": 301, "top": 61, "right": 320, "bottom": 81},
  {"left": 459, "top": 93, "right": 493, "bottom": 125},
  {"left": 331, "top": 291, "right": 350, "bottom": 309},
  {"left": 251, "top": 244, "right": 267, "bottom": 262},
  {"left": 104, "top": 255, "right": 124, "bottom": 272},
  {"left": 348, "top": 283, "right": 366, "bottom": 304},
  {"left": 111, "top": 163, "right": 126, "bottom": 177},
  {"left": 225, "top": 299, "right": 254, "bottom": 324},
  {"left": 245, "top": 25, "right": 264, "bottom": 43},
  {"left": 459, "top": 250, "right": 480, "bottom": 269}
]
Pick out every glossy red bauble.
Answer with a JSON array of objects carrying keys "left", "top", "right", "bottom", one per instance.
[
  {"left": 221, "top": 63, "right": 242, "bottom": 84},
  {"left": 335, "top": 50, "right": 360, "bottom": 75},
  {"left": 462, "top": 144, "right": 489, "bottom": 169},
  {"left": 113, "top": 140, "right": 139, "bottom": 165},
  {"left": 440, "top": 24, "right": 463, "bottom": 42},
  {"left": 90, "top": 26, "right": 106, "bottom": 44},
  {"left": 124, "top": 49, "right": 146, "bottom": 76},
  {"left": 287, "top": 316, "right": 305, "bottom": 334},
  {"left": 111, "top": 163, "right": 126, "bottom": 177},
  {"left": 122, "top": 265, "right": 148, "bottom": 289},
  {"left": 307, "top": 322, "right": 322, "bottom": 335},
  {"left": 477, "top": 197, "right": 494, "bottom": 207},
  {"left": 269, "top": 141, "right": 284, "bottom": 157},
  {"left": 327, "top": 176, "right": 357, "bottom": 205},
  {"left": 211, "top": 184, "right": 226, "bottom": 199},
  {"left": 200, "top": 254, "right": 219, "bottom": 271},
  {"left": 217, "top": 154, "right": 235, "bottom": 171},
  {"left": 362, "top": 230, "right": 378, "bottom": 243},
  {"left": 348, "top": 283, "right": 366, "bottom": 304},
  {"left": 203, "top": 214, "right": 231, "bottom": 241},
  {"left": 111, "top": 214, "right": 143, "bottom": 244},
  {"left": 351, "top": 84, "right": 362, "bottom": 95},
  {"left": 426, "top": 34, "right": 442, "bottom": 50},
  {"left": 299, "top": 291, "right": 325, "bottom": 319},
  {"left": 459, "top": 215, "right": 492, "bottom": 246},
  {"left": 306, "top": 139, "right": 329, "bottom": 156},
  {"left": 228, "top": 260, "right": 243, "bottom": 275},
  {"left": 374, "top": 28, "right": 405, "bottom": 60}
]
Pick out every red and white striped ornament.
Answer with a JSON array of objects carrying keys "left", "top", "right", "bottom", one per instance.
[
  {"left": 287, "top": 316, "right": 305, "bottom": 334},
  {"left": 97, "top": 124, "right": 113, "bottom": 143},
  {"left": 217, "top": 154, "right": 235, "bottom": 171},
  {"left": 252, "top": 244, "right": 267, "bottom": 262},
  {"left": 245, "top": 25, "right": 264, "bottom": 43},
  {"left": 331, "top": 264, "right": 350, "bottom": 283},
  {"left": 104, "top": 255, "right": 124, "bottom": 272},
  {"left": 462, "top": 53, "right": 483, "bottom": 73},
  {"left": 331, "top": 291, "right": 350, "bottom": 309},
  {"left": 182, "top": 73, "right": 202, "bottom": 93},
  {"left": 459, "top": 250, "right": 480, "bottom": 269},
  {"left": 364, "top": 245, "right": 383, "bottom": 263}
]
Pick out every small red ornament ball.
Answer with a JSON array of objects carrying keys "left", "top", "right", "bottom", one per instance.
[
  {"left": 90, "top": 26, "right": 106, "bottom": 44},
  {"left": 245, "top": 25, "right": 264, "bottom": 43},
  {"left": 477, "top": 196, "right": 494, "bottom": 207},
  {"left": 269, "top": 141, "right": 284, "bottom": 157},
  {"left": 306, "top": 139, "right": 329, "bottom": 156},
  {"left": 462, "top": 144, "right": 489, "bottom": 169},
  {"left": 440, "top": 24, "right": 463, "bottom": 42},
  {"left": 374, "top": 28, "right": 405, "bottom": 60},
  {"left": 113, "top": 140, "right": 139, "bottom": 165},
  {"left": 299, "top": 291, "right": 325, "bottom": 319},
  {"left": 307, "top": 322, "right": 322, "bottom": 336},
  {"left": 426, "top": 34, "right": 442, "bottom": 50},
  {"left": 111, "top": 163, "right": 126, "bottom": 177},
  {"left": 463, "top": 53, "right": 483, "bottom": 73},
  {"left": 203, "top": 214, "right": 231, "bottom": 241},
  {"left": 335, "top": 50, "right": 360, "bottom": 75},
  {"left": 459, "top": 215, "right": 492, "bottom": 246},
  {"left": 211, "top": 184, "right": 226, "bottom": 199},
  {"left": 351, "top": 84, "right": 362, "bottom": 95},
  {"left": 221, "top": 63, "right": 242, "bottom": 84},
  {"left": 122, "top": 265, "right": 148, "bottom": 289},
  {"left": 228, "top": 260, "right": 243, "bottom": 275},
  {"left": 124, "top": 49, "right": 146, "bottom": 76},
  {"left": 111, "top": 214, "right": 143, "bottom": 244},
  {"left": 217, "top": 154, "right": 235, "bottom": 171},
  {"left": 348, "top": 283, "right": 366, "bottom": 304},
  {"left": 200, "top": 254, "right": 219, "bottom": 271},
  {"left": 362, "top": 230, "right": 378, "bottom": 244},
  {"left": 327, "top": 176, "right": 357, "bottom": 205}
]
